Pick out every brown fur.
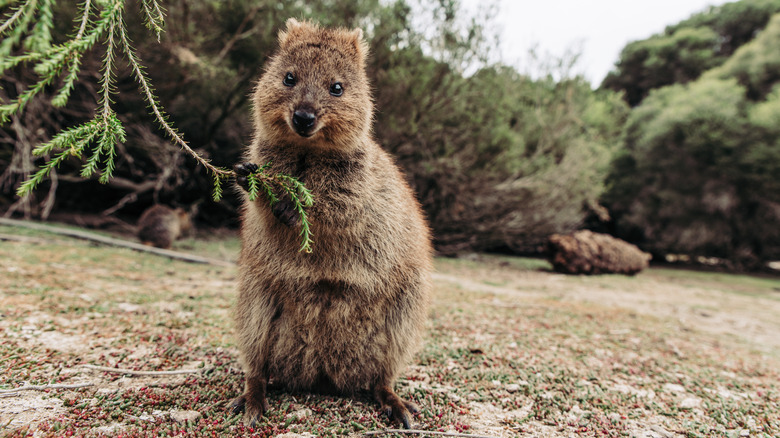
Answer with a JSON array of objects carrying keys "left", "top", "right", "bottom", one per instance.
[
  {"left": 232, "top": 19, "right": 433, "bottom": 429},
  {"left": 137, "top": 205, "right": 191, "bottom": 249}
]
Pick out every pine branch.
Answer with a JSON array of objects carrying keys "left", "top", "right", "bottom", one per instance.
[
  {"left": 140, "top": 0, "right": 164, "bottom": 40},
  {"left": 74, "top": 0, "right": 91, "bottom": 39},
  {"left": 24, "top": 0, "right": 52, "bottom": 52},
  {"left": 115, "top": 12, "right": 231, "bottom": 184},
  {"left": 0, "top": 0, "right": 29, "bottom": 36},
  {"left": 247, "top": 169, "right": 314, "bottom": 253},
  {"left": 0, "top": 0, "right": 37, "bottom": 56},
  {"left": 3, "top": 0, "right": 317, "bottom": 252}
]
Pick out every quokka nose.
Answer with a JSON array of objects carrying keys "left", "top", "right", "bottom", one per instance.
[{"left": 292, "top": 110, "right": 316, "bottom": 131}]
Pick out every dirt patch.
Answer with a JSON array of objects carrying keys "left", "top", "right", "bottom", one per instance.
[
  {"left": 434, "top": 263, "right": 780, "bottom": 354},
  {"left": 0, "top": 393, "right": 65, "bottom": 430}
]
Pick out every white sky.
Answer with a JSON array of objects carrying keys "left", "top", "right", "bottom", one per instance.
[{"left": 460, "top": 0, "right": 731, "bottom": 85}]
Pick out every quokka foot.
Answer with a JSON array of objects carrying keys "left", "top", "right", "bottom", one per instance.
[{"left": 375, "top": 384, "right": 419, "bottom": 429}]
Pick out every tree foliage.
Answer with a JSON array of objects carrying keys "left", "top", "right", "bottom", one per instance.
[
  {"left": 604, "top": 13, "right": 780, "bottom": 268},
  {"left": 602, "top": 0, "right": 780, "bottom": 106},
  {"left": 0, "top": 0, "right": 318, "bottom": 250},
  {"left": 1, "top": 0, "right": 627, "bottom": 256},
  {"left": 703, "top": 13, "right": 780, "bottom": 100},
  {"left": 376, "top": 55, "right": 627, "bottom": 253}
]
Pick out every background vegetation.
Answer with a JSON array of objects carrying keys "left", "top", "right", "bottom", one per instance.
[
  {"left": 1, "top": 0, "right": 778, "bottom": 269},
  {"left": 602, "top": 0, "right": 780, "bottom": 269}
]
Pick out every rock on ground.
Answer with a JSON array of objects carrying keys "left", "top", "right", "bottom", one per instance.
[{"left": 547, "top": 230, "right": 651, "bottom": 275}]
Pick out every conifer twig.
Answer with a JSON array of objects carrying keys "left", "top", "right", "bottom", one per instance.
[
  {"left": 0, "top": 217, "right": 234, "bottom": 266},
  {"left": 2, "top": 0, "right": 316, "bottom": 252},
  {"left": 0, "top": 1, "right": 28, "bottom": 35},
  {"left": 115, "top": 15, "right": 230, "bottom": 183},
  {"left": 75, "top": 0, "right": 91, "bottom": 39}
]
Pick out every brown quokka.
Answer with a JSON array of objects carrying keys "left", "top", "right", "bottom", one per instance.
[
  {"left": 137, "top": 205, "right": 192, "bottom": 249},
  {"left": 231, "top": 18, "right": 433, "bottom": 429}
]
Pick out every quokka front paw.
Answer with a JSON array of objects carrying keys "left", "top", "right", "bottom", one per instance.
[
  {"left": 234, "top": 162, "right": 259, "bottom": 192},
  {"left": 271, "top": 198, "right": 299, "bottom": 228}
]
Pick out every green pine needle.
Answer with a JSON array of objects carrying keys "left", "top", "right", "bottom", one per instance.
[
  {"left": 246, "top": 169, "right": 315, "bottom": 253},
  {"left": 4, "top": 0, "right": 316, "bottom": 253}
]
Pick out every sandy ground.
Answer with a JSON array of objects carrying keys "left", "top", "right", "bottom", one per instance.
[
  {"left": 432, "top": 268, "right": 780, "bottom": 354},
  {"left": 1, "top": 237, "right": 778, "bottom": 437}
]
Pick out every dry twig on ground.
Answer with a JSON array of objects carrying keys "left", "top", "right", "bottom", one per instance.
[
  {"left": 0, "top": 383, "right": 94, "bottom": 396},
  {"left": 78, "top": 364, "right": 204, "bottom": 376}
]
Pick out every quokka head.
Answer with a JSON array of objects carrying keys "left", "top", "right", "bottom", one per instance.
[{"left": 252, "top": 18, "right": 373, "bottom": 150}]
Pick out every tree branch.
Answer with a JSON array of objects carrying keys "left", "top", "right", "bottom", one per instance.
[
  {"left": 0, "top": 217, "right": 234, "bottom": 266},
  {"left": 0, "top": 382, "right": 94, "bottom": 396}
]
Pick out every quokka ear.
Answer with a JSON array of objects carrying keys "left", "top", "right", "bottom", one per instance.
[
  {"left": 278, "top": 17, "right": 307, "bottom": 47},
  {"left": 349, "top": 27, "right": 369, "bottom": 63},
  {"left": 286, "top": 17, "right": 304, "bottom": 32}
]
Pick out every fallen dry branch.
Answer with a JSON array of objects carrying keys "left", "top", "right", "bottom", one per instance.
[
  {"left": 0, "top": 217, "right": 233, "bottom": 267},
  {"left": 0, "top": 382, "right": 94, "bottom": 396},
  {"left": 0, "top": 233, "right": 51, "bottom": 244},
  {"left": 79, "top": 365, "right": 204, "bottom": 376},
  {"left": 364, "top": 430, "right": 496, "bottom": 438}
]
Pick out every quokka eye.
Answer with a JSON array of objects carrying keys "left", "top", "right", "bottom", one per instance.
[
  {"left": 283, "top": 72, "right": 296, "bottom": 87},
  {"left": 329, "top": 82, "right": 343, "bottom": 97}
]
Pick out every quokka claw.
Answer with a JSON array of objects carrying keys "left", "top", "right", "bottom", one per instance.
[
  {"left": 228, "top": 395, "right": 246, "bottom": 415},
  {"left": 234, "top": 162, "right": 259, "bottom": 192}
]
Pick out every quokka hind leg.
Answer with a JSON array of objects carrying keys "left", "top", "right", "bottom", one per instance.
[
  {"left": 374, "top": 383, "right": 419, "bottom": 429},
  {"left": 229, "top": 372, "right": 270, "bottom": 428}
]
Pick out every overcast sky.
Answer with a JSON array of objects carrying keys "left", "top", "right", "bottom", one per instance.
[{"left": 459, "top": 0, "right": 731, "bottom": 85}]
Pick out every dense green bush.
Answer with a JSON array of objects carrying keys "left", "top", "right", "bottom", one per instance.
[
  {"left": 604, "top": 14, "right": 780, "bottom": 268},
  {"left": 602, "top": 0, "right": 780, "bottom": 106}
]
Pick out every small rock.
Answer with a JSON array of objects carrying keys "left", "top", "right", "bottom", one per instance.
[
  {"left": 678, "top": 397, "right": 701, "bottom": 409},
  {"left": 648, "top": 424, "right": 674, "bottom": 438},
  {"left": 93, "top": 423, "right": 124, "bottom": 434},
  {"left": 136, "top": 412, "right": 156, "bottom": 422},
  {"left": 116, "top": 302, "right": 144, "bottom": 313},
  {"left": 286, "top": 408, "right": 312, "bottom": 420},
  {"left": 505, "top": 384, "right": 521, "bottom": 393},
  {"left": 96, "top": 388, "right": 118, "bottom": 395},
  {"left": 170, "top": 410, "right": 201, "bottom": 423},
  {"left": 662, "top": 383, "right": 685, "bottom": 393}
]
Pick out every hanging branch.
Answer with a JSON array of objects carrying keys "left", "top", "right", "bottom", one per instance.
[
  {"left": 0, "top": 0, "right": 315, "bottom": 252},
  {"left": 246, "top": 167, "right": 315, "bottom": 253}
]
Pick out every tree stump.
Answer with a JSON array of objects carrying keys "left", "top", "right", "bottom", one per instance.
[{"left": 547, "top": 230, "right": 651, "bottom": 275}]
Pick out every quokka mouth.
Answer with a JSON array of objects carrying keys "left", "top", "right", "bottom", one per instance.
[{"left": 294, "top": 129, "right": 316, "bottom": 138}]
